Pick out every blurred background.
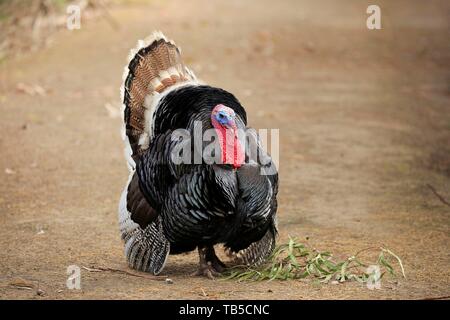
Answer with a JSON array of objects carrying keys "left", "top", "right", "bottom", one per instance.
[{"left": 0, "top": 0, "right": 449, "bottom": 299}]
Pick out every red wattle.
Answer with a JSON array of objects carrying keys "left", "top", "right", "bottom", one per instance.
[{"left": 212, "top": 121, "right": 244, "bottom": 168}]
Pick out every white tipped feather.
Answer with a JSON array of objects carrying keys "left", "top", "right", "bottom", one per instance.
[
  {"left": 158, "top": 70, "right": 171, "bottom": 81},
  {"left": 167, "top": 66, "right": 179, "bottom": 78}
]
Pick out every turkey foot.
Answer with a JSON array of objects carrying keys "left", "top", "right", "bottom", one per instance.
[{"left": 192, "top": 246, "right": 226, "bottom": 279}]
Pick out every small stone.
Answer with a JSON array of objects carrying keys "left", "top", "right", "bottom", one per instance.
[
  {"left": 37, "top": 289, "right": 45, "bottom": 296},
  {"left": 165, "top": 278, "right": 173, "bottom": 284},
  {"left": 5, "top": 168, "right": 16, "bottom": 175}
]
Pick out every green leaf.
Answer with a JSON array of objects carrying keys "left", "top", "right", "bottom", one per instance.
[{"left": 220, "top": 239, "right": 406, "bottom": 284}]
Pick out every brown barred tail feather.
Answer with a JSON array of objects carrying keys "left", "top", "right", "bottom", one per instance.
[
  {"left": 120, "top": 31, "right": 197, "bottom": 169},
  {"left": 233, "top": 228, "right": 277, "bottom": 267}
]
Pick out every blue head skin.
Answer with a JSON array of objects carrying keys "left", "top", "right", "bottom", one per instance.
[
  {"left": 210, "top": 104, "right": 244, "bottom": 168},
  {"left": 213, "top": 108, "right": 235, "bottom": 128}
]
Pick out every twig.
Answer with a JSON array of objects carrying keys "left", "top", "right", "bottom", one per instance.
[
  {"left": 427, "top": 184, "right": 450, "bottom": 208},
  {"left": 8, "top": 277, "right": 36, "bottom": 291},
  {"left": 82, "top": 265, "right": 166, "bottom": 281},
  {"left": 9, "top": 285, "right": 34, "bottom": 291},
  {"left": 381, "top": 247, "right": 406, "bottom": 279}
]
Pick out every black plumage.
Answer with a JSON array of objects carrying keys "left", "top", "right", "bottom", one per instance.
[{"left": 119, "top": 32, "right": 278, "bottom": 277}]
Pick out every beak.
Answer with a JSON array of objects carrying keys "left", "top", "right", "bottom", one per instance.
[{"left": 227, "top": 117, "right": 236, "bottom": 128}]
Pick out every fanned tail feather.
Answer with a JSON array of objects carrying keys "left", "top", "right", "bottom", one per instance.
[{"left": 120, "top": 31, "right": 197, "bottom": 169}]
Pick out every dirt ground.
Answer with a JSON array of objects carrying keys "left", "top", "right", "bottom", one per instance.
[{"left": 0, "top": 0, "right": 449, "bottom": 300}]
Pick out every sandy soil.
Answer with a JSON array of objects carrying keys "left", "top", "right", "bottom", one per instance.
[{"left": 0, "top": 0, "right": 449, "bottom": 300}]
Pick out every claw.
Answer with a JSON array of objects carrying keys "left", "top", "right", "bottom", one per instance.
[
  {"left": 192, "top": 261, "right": 221, "bottom": 279},
  {"left": 192, "top": 246, "right": 226, "bottom": 279}
]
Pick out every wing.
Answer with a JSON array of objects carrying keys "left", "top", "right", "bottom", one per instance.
[
  {"left": 162, "top": 166, "right": 221, "bottom": 245},
  {"left": 136, "top": 131, "right": 178, "bottom": 210},
  {"left": 136, "top": 131, "right": 216, "bottom": 244}
]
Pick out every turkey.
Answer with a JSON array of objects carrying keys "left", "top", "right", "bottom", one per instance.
[{"left": 118, "top": 31, "right": 278, "bottom": 278}]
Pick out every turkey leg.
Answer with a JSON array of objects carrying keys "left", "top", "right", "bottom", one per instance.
[{"left": 192, "top": 246, "right": 226, "bottom": 279}]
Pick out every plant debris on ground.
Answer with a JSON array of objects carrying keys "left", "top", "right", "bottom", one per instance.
[{"left": 223, "top": 237, "right": 406, "bottom": 284}]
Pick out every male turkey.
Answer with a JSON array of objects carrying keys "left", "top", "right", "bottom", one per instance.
[{"left": 118, "top": 31, "right": 278, "bottom": 278}]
